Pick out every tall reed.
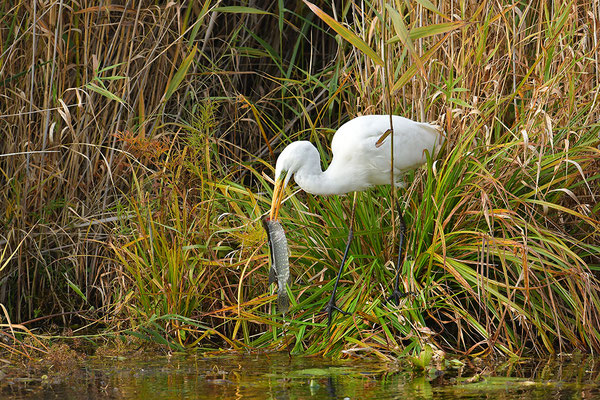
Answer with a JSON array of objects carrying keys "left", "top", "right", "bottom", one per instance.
[{"left": 1, "top": 1, "right": 598, "bottom": 357}]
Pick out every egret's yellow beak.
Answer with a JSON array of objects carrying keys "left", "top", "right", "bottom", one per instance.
[{"left": 269, "top": 173, "right": 287, "bottom": 221}]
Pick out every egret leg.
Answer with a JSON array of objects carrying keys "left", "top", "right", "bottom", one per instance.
[
  {"left": 386, "top": 205, "right": 413, "bottom": 305},
  {"left": 324, "top": 226, "right": 353, "bottom": 325},
  {"left": 324, "top": 192, "right": 357, "bottom": 327}
]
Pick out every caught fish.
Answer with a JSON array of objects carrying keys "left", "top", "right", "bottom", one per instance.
[{"left": 262, "top": 217, "right": 290, "bottom": 313}]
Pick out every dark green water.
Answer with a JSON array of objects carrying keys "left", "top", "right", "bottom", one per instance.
[{"left": 3, "top": 353, "right": 600, "bottom": 399}]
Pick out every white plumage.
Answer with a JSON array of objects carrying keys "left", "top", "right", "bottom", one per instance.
[
  {"left": 270, "top": 115, "right": 444, "bottom": 218},
  {"left": 267, "top": 114, "right": 445, "bottom": 322}
]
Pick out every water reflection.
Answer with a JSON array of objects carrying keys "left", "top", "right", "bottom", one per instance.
[{"left": 3, "top": 353, "right": 600, "bottom": 399}]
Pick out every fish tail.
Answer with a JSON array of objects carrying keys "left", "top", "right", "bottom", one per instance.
[{"left": 278, "top": 290, "right": 289, "bottom": 314}]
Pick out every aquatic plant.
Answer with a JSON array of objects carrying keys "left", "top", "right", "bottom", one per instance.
[{"left": 0, "top": 0, "right": 598, "bottom": 358}]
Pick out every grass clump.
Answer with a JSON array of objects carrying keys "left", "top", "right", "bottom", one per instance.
[
  {"left": 210, "top": 0, "right": 600, "bottom": 357},
  {"left": 0, "top": 0, "right": 598, "bottom": 359}
]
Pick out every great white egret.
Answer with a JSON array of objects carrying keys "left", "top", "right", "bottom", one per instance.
[{"left": 268, "top": 114, "right": 444, "bottom": 325}]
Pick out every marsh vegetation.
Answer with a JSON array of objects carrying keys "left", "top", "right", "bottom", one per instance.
[{"left": 1, "top": 0, "right": 599, "bottom": 363}]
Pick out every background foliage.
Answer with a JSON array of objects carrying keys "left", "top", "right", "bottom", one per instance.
[{"left": 1, "top": 0, "right": 599, "bottom": 358}]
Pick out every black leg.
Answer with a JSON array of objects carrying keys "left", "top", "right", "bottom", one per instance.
[
  {"left": 324, "top": 226, "right": 353, "bottom": 326},
  {"left": 324, "top": 192, "right": 357, "bottom": 327},
  {"left": 386, "top": 204, "right": 413, "bottom": 305}
]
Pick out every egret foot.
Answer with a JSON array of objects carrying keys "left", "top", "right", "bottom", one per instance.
[
  {"left": 324, "top": 300, "right": 351, "bottom": 327},
  {"left": 385, "top": 289, "right": 414, "bottom": 306}
]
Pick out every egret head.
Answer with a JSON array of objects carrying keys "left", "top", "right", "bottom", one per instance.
[{"left": 269, "top": 141, "right": 319, "bottom": 220}]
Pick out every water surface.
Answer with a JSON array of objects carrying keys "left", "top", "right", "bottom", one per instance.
[{"left": 3, "top": 352, "right": 599, "bottom": 399}]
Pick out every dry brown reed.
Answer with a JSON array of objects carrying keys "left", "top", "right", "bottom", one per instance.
[{"left": 0, "top": 1, "right": 598, "bottom": 357}]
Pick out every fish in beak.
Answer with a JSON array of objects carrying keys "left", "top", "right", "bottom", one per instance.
[{"left": 261, "top": 216, "right": 290, "bottom": 314}]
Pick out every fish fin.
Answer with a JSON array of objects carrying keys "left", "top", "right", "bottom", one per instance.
[
  {"left": 278, "top": 290, "right": 289, "bottom": 314},
  {"left": 269, "top": 266, "right": 277, "bottom": 284}
]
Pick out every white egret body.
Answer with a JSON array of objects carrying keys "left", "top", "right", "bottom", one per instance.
[
  {"left": 270, "top": 115, "right": 444, "bottom": 218},
  {"left": 267, "top": 114, "right": 444, "bottom": 324}
]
